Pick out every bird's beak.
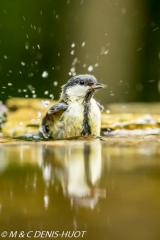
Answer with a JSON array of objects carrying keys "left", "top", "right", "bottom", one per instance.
[{"left": 89, "top": 82, "right": 105, "bottom": 90}]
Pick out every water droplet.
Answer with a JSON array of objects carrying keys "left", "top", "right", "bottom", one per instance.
[
  {"left": 44, "top": 91, "right": 49, "bottom": 95},
  {"left": 88, "top": 66, "right": 93, "bottom": 72},
  {"left": 49, "top": 94, "right": 54, "bottom": 99},
  {"left": 72, "top": 58, "right": 78, "bottom": 66},
  {"left": 70, "top": 67, "right": 75, "bottom": 73},
  {"left": 153, "top": 27, "right": 159, "bottom": 32},
  {"left": 25, "top": 42, "right": 29, "bottom": 50},
  {"left": 82, "top": 42, "right": 86, "bottom": 47},
  {"left": 37, "top": 111, "right": 42, "bottom": 120},
  {"left": 71, "top": 50, "right": 74, "bottom": 55},
  {"left": 42, "top": 71, "right": 48, "bottom": 78},
  {"left": 53, "top": 81, "right": 58, "bottom": 86},
  {"left": 28, "top": 85, "right": 33, "bottom": 90},
  {"left": 8, "top": 83, "right": 12, "bottom": 86},
  {"left": 71, "top": 43, "right": 75, "bottom": 48},
  {"left": 42, "top": 100, "right": 50, "bottom": 107},
  {"left": 21, "top": 61, "right": 25, "bottom": 66}
]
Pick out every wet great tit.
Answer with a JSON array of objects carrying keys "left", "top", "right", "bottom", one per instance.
[{"left": 39, "top": 74, "right": 104, "bottom": 140}]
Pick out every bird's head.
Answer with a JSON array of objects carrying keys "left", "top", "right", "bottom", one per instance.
[{"left": 60, "top": 74, "right": 104, "bottom": 103}]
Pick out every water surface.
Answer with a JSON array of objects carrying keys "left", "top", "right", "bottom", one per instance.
[{"left": 0, "top": 139, "right": 160, "bottom": 240}]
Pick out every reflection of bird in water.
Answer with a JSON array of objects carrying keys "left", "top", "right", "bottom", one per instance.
[
  {"left": 40, "top": 74, "right": 104, "bottom": 140},
  {"left": 68, "top": 142, "right": 106, "bottom": 209},
  {"left": 41, "top": 141, "right": 106, "bottom": 209}
]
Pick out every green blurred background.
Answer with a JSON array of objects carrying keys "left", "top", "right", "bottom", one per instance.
[{"left": 0, "top": 0, "right": 160, "bottom": 104}]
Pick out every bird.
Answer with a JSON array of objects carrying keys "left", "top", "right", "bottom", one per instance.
[{"left": 39, "top": 74, "right": 104, "bottom": 140}]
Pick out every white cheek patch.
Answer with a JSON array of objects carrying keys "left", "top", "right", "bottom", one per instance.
[{"left": 66, "top": 85, "right": 88, "bottom": 98}]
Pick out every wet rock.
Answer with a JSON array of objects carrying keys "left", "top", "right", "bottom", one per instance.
[
  {"left": 1, "top": 98, "right": 160, "bottom": 138},
  {"left": 2, "top": 98, "right": 55, "bottom": 137}
]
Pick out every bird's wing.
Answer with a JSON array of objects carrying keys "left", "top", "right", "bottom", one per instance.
[
  {"left": 47, "top": 102, "right": 68, "bottom": 114},
  {"left": 96, "top": 101, "right": 104, "bottom": 112}
]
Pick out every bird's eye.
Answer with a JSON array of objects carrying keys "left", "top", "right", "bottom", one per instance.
[
  {"left": 45, "top": 125, "right": 50, "bottom": 133},
  {"left": 80, "top": 80, "right": 84, "bottom": 85}
]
